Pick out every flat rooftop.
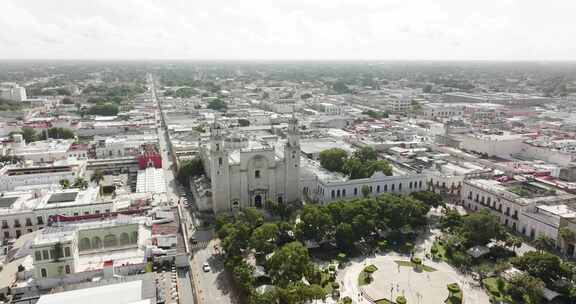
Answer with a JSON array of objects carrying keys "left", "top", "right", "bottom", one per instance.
[{"left": 36, "top": 279, "right": 150, "bottom": 304}]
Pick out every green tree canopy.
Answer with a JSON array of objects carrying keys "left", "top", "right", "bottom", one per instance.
[
  {"left": 296, "top": 205, "right": 333, "bottom": 243},
  {"left": 250, "top": 223, "right": 279, "bottom": 255},
  {"left": 319, "top": 148, "right": 348, "bottom": 173},
  {"left": 512, "top": 251, "right": 567, "bottom": 284},
  {"left": 207, "top": 98, "right": 227, "bottom": 111},
  {"left": 176, "top": 157, "right": 204, "bottom": 185},
  {"left": 410, "top": 191, "right": 444, "bottom": 208},
  {"left": 267, "top": 241, "right": 312, "bottom": 287},
  {"left": 460, "top": 210, "right": 504, "bottom": 246},
  {"left": 87, "top": 103, "right": 119, "bottom": 116},
  {"left": 507, "top": 273, "right": 545, "bottom": 304}
]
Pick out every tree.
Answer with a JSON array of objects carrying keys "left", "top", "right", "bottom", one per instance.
[
  {"left": 353, "top": 146, "right": 378, "bottom": 162},
  {"left": 361, "top": 185, "right": 370, "bottom": 198},
  {"left": 440, "top": 208, "right": 463, "bottom": 231},
  {"left": 176, "top": 157, "right": 204, "bottom": 185},
  {"left": 335, "top": 223, "right": 355, "bottom": 252},
  {"left": 332, "top": 81, "right": 351, "bottom": 94},
  {"left": 560, "top": 227, "right": 576, "bottom": 254},
  {"left": 534, "top": 235, "right": 556, "bottom": 253},
  {"left": 73, "top": 178, "right": 88, "bottom": 189},
  {"left": 91, "top": 170, "right": 104, "bottom": 185},
  {"left": 512, "top": 251, "right": 565, "bottom": 284},
  {"left": 422, "top": 84, "right": 433, "bottom": 93},
  {"left": 267, "top": 241, "right": 311, "bottom": 287},
  {"left": 250, "top": 223, "right": 279, "bottom": 255},
  {"left": 300, "top": 93, "right": 312, "bottom": 100},
  {"left": 61, "top": 97, "right": 74, "bottom": 104},
  {"left": 296, "top": 205, "right": 333, "bottom": 243},
  {"left": 507, "top": 273, "right": 544, "bottom": 304},
  {"left": 410, "top": 191, "right": 444, "bottom": 208},
  {"left": 319, "top": 148, "right": 348, "bottom": 173},
  {"left": 460, "top": 210, "right": 504, "bottom": 246},
  {"left": 87, "top": 103, "right": 119, "bottom": 116},
  {"left": 365, "top": 159, "right": 393, "bottom": 176},
  {"left": 39, "top": 127, "right": 75, "bottom": 140},
  {"left": 207, "top": 99, "right": 227, "bottom": 111},
  {"left": 59, "top": 179, "right": 70, "bottom": 189},
  {"left": 238, "top": 208, "right": 264, "bottom": 230},
  {"left": 12, "top": 127, "right": 38, "bottom": 143},
  {"left": 238, "top": 118, "right": 250, "bottom": 127}
]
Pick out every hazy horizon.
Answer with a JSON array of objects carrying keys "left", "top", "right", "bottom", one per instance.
[{"left": 2, "top": 0, "right": 576, "bottom": 61}]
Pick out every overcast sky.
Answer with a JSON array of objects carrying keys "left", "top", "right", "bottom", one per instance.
[{"left": 1, "top": 0, "right": 575, "bottom": 61}]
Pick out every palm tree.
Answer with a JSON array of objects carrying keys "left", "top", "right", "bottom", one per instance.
[
  {"left": 73, "top": 177, "right": 88, "bottom": 189},
  {"left": 91, "top": 170, "right": 104, "bottom": 185},
  {"left": 59, "top": 179, "right": 70, "bottom": 189}
]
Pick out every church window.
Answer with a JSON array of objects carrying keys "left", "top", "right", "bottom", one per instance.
[{"left": 255, "top": 170, "right": 261, "bottom": 178}]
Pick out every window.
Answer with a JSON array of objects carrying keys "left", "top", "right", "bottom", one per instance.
[
  {"left": 342, "top": 189, "right": 346, "bottom": 197},
  {"left": 377, "top": 185, "right": 380, "bottom": 193},
  {"left": 391, "top": 184, "right": 395, "bottom": 191},
  {"left": 37, "top": 216, "right": 44, "bottom": 225},
  {"left": 278, "top": 196, "right": 283, "bottom": 204},
  {"left": 105, "top": 209, "right": 110, "bottom": 213},
  {"left": 64, "top": 247, "right": 71, "bottom": 257},
  {"left": 25, "top": 218, "right": 32, "bottom": 226},
  {"left": 41, "top": 268, "right": 47, "bottom": 278},
  {"left": 419, "top": 181, "right": 423, "bottom": 188},
  {"left": 65, "top": 265, "right": 71, "bottom": 274},
  {"left": 384, "top": 184, "right": 388, "bottom": 192},
  {"left": 354, "top": 188, "right": 358, "bottom": 196},
  {"left": 84, "top": 211, "right": 89, "bottom": 215},
  {"left": 216, "top": 144, "right": 220, "bottom": 151},
  {"left": 35, "top": 251, "right": 42, "bottom": 261},
  {"left": 337, "top": 190, "right": 340, "bottom": 197},
  {"left": 95, "top": 210, "right": 100, "bottom": 214},
  {"left": 331, "top": 190, "right": 335, "bottom": 199},
  {"left": 255, "top": 170, "right": 260, "bottom": 178},
  {"left": 16, "top": 230, "right": 21, "bottom": 238},
  {"left": 1, "top": 220, "right": 7, "bottom": 229},
  {"left": 42, "top": 250, "right": 49, "bottom": 260},
  {"left": 73, "top": 212, "right": 79, "bottom": 216},
  {"left": 3, "top": 231, "right": 8, "bottom": 239},
  {"left": 14, "top": 219, "right": 20, "bottom": 228},
  {"left": 399, "top": 183, "right": 402, "bottom": 191},
  {"left": 218, "top": 157, "right": 223, "bottom": 166}
]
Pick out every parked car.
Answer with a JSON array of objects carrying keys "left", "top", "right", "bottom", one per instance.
[{"left": 202, "top": 263, "right": 211, "bottom": 272}]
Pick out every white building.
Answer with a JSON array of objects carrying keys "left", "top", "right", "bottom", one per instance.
[
  {"left": 0, "top": 159, "right": 86, "bottom": 191},
  {"left": 136, "top": 167, "right": 166, "bottom": 194},
  {"left": 11, "top": 138, "right": 74, "bottom": 163},
  {"left": 461, "top": 178, "right": 576, "bottom": 242},
  {"left": 0, "top": 187, "right": 111, "bottom": 241},
  {"left": 0, "top": 83, "right": 27, "bottom": 102},
  {"left": 300, "top": 158, "right": 429, "bottom": 204},
  {"left": 202, "top": 116, "right": 300, "bottom": 213}
]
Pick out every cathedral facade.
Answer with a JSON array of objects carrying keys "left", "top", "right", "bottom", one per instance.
[{"left": 203, "top": 116, "right": 300, "bottom": 213}]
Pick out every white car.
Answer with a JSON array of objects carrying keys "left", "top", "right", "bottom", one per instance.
[{"left": 202, "top": 263, "right": 211, "bottom": 272}]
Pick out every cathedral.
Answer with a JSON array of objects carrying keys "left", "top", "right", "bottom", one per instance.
[{"left": 202, "top": 116, "right": 300, "bottom": 213}]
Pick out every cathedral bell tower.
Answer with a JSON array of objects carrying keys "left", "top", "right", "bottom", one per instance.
[
  {"left": 284, "top": 112, "right": 300, "bottom": 203},
  {"left": 209, "top": 120, "right": 230, "bottom": 213}
]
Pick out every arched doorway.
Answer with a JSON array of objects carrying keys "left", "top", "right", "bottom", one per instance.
[{"left": 254, "top": 195, "right": 263, "bottom": 208}]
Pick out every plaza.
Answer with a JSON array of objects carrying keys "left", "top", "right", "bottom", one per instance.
[{"left": 339, "top": 253, "right": 490, "bottom": 304}]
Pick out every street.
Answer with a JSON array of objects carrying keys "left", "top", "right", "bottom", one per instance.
[{"left": 150, "top": 74, "right": 235, "bottom": 304}]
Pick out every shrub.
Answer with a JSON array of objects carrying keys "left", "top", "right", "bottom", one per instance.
[
  {"left": 396, "top": 295, "right": 407, "bottom": 304},
  {"left": 411, "top": 257, "right": 422, "bottom": 265}
]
